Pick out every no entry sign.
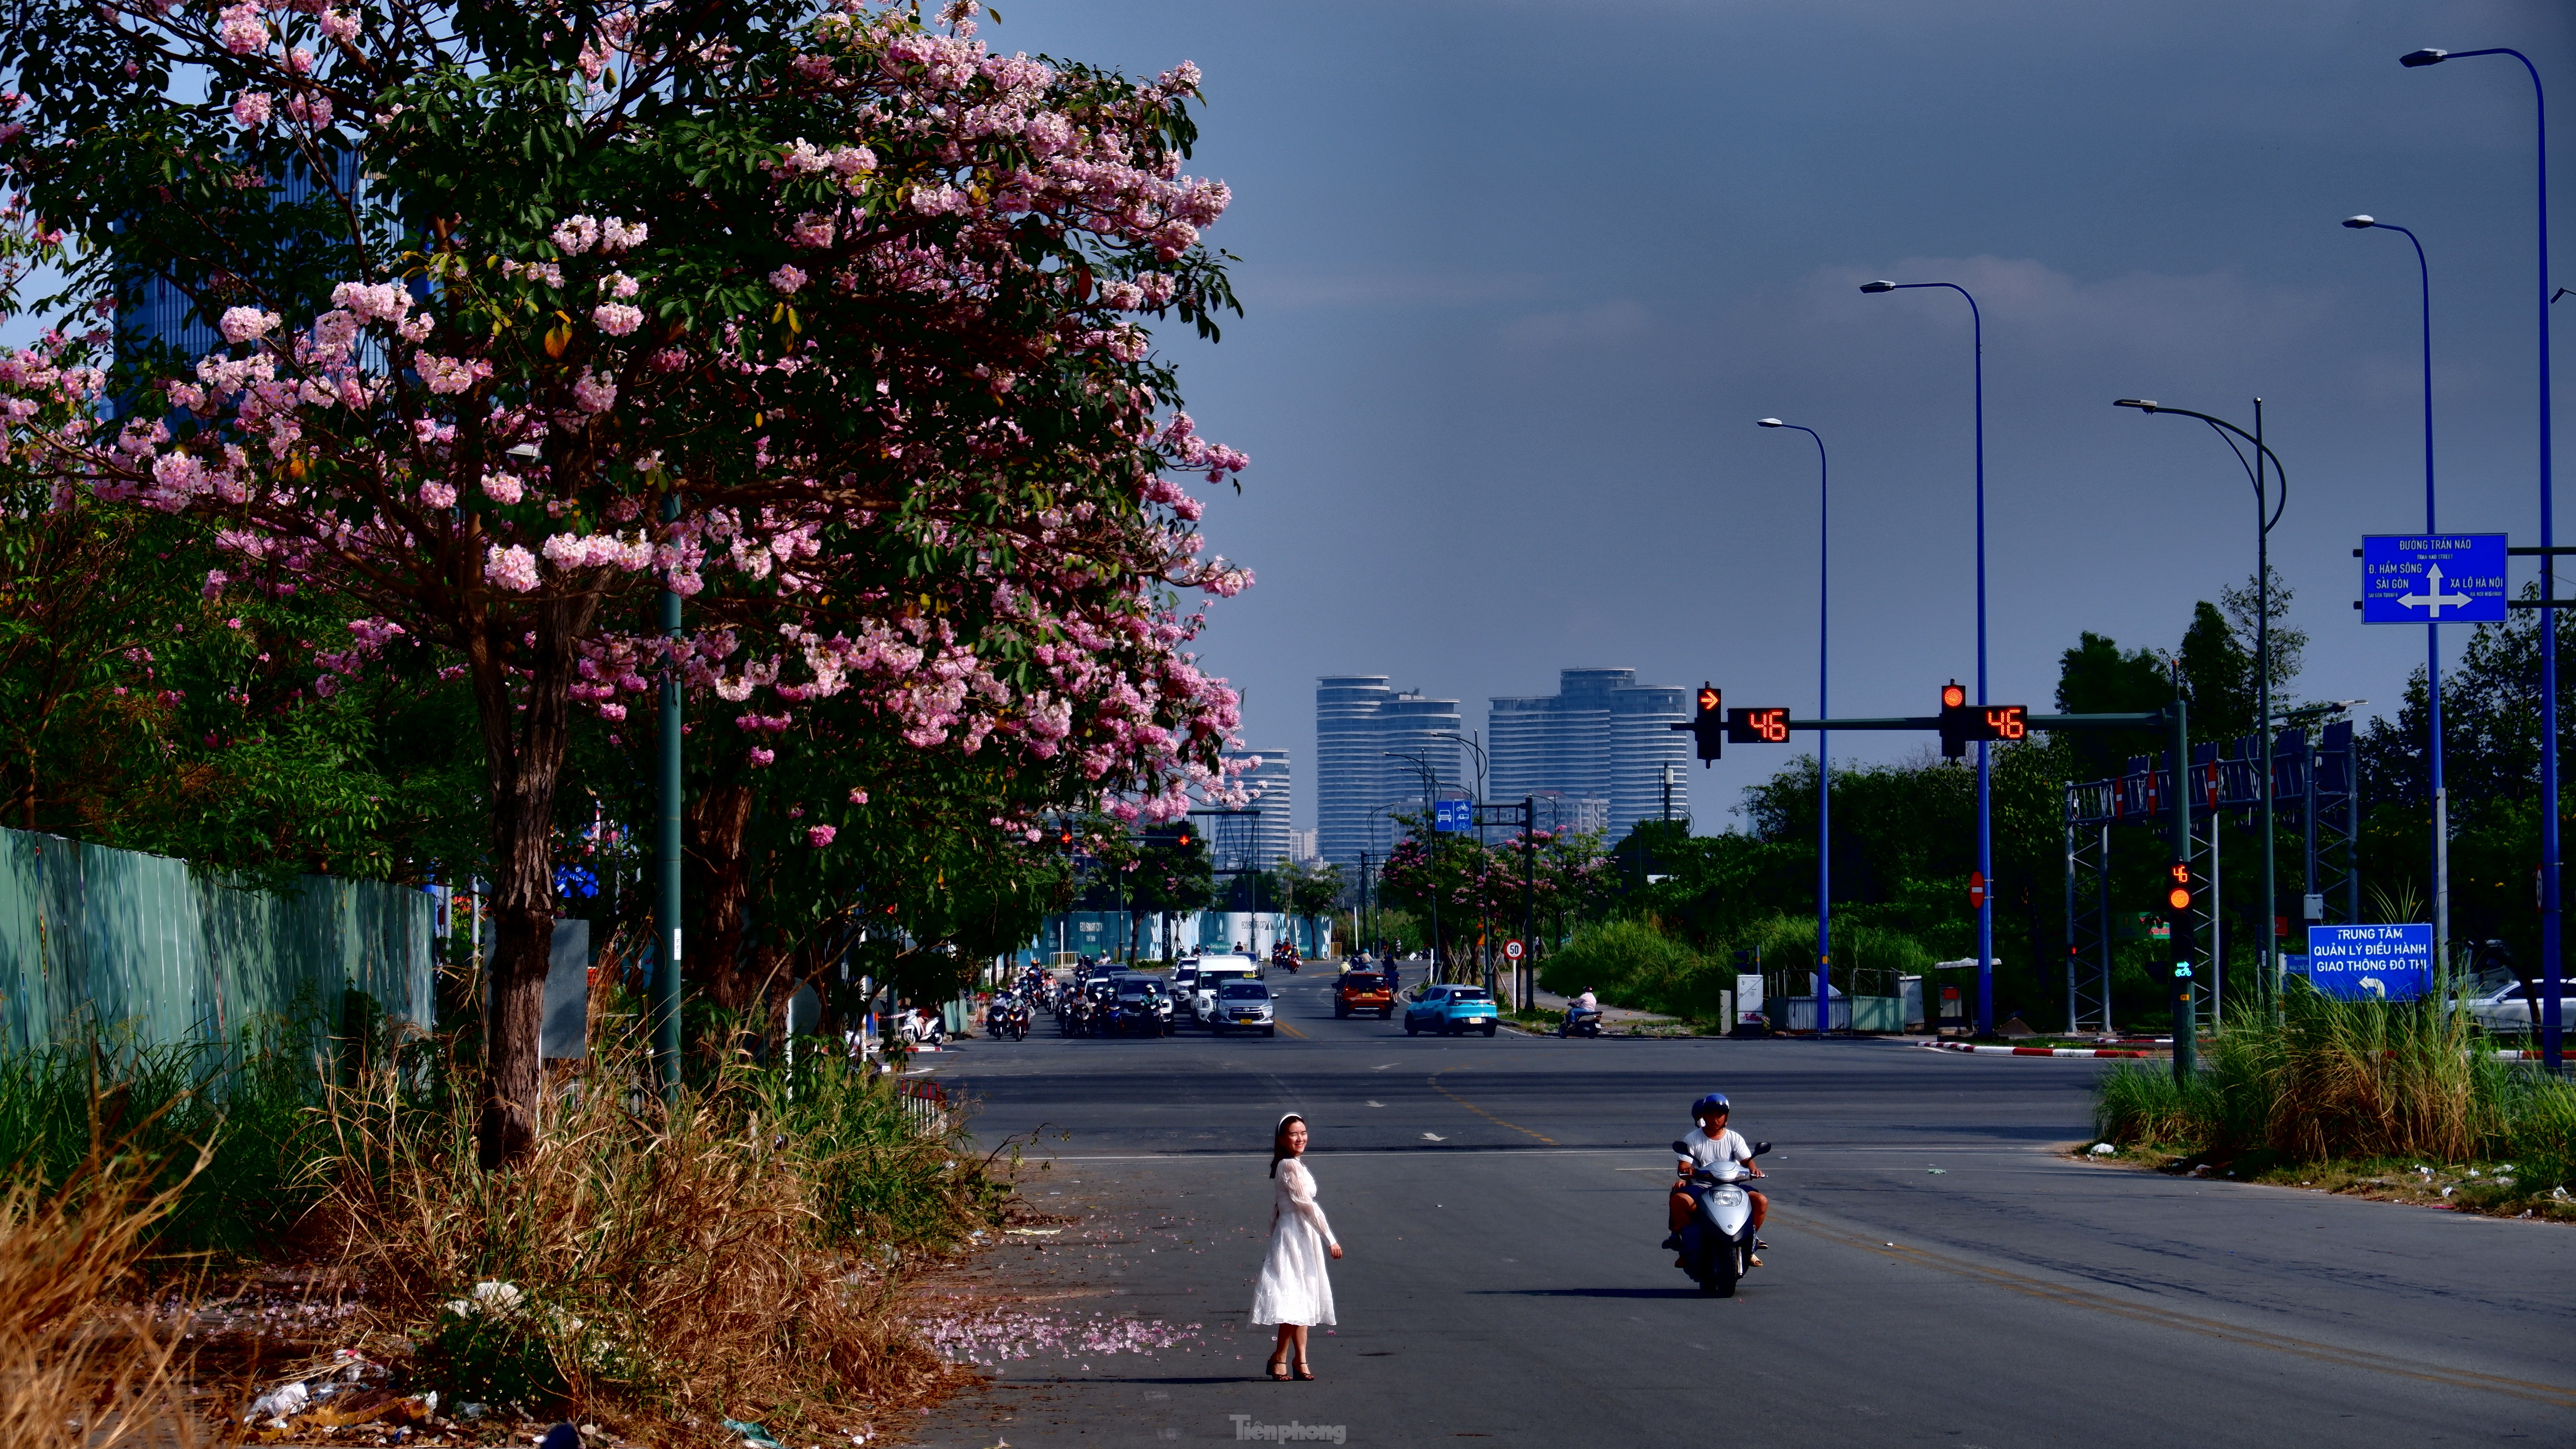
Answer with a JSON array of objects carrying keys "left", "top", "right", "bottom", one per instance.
[{"left": 1968, "top": 871, "right": 1987, "bottom": 910}]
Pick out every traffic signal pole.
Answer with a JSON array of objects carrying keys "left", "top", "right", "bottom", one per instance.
[{"left": 2167, "top": 698, "right": 2198, "bottom": 1079}]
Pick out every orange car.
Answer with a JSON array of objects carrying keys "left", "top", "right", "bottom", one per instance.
[{"left": 1334, "top": 970, "right": 1394, "bottom": 1019}]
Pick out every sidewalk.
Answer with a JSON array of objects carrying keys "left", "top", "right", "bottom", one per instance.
[{"left": 1529, "top": 986, "right": 1682, "bottom": 1030}]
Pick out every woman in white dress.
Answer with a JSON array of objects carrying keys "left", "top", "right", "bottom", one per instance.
[{"left": 1251, "top": 1113, "right": 1341, "bottom": 1380}]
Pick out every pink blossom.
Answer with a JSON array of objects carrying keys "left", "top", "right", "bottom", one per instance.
[
  {"left": 217, "top": 3, "right": 267, "bottom": 54},
  {"left": 806, "top": 825, "right": 837, "bottom": 847},
  {"left": 229, "top": 91, "right": 272, "bottom": 128},
  {"left": 768, "top": 265, "right": 808, "bottom": 295},
  {"left": 571, "top": 373, "right": 617, "bottom": 412},
  {"left": 598, "top": 702, "right": 627, "bottom": 722},
  {"left": 286, "top": 93, "right": 331, "bottom": 128},
  {"left": 419, "top": 480, "right": 457, "bottom": 509},
  {"left": 551, "top": 215, "right": 600, "bottom": 255},
  {"left": 484, "top": 543, "right": 541, "bottom": 592},
  {"left": 599, "top": 217, "right": 647, "bottom": 252},
  {"left": 479, "top": 471, "right": 524, "bottom": 505},
  {"left": 749, "top": 747, "right": 776, "bottom": 767},
  {"left": 849, "top": 788, "right": 869, "bottom": 805},
  {"left": 286, "top": 46, "right": 313, "bottom": 74},
  {"left": 219, "top": 306, "right": 280, "bottom": 343},
  {"left": 417, "top": 355, "right": 490, "bottom": 394},
  {"left": 592, "top": 303, "right": 644, "bottom": 336},
  {"left": 318, "top": 9, "right": 357, "bottom": 42}
]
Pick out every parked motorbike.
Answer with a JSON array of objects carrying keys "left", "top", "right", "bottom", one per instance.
[
  {"left": 1671, "top": 1137, "right": 1770, "bottom": 1298},
  {"left": 1558, "top": 1005, "right": 1604, "bottom": 1038}
]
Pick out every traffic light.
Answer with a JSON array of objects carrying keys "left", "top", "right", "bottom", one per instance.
[
  {"left": 2165, "top": 860, "right": 2193, "bottom": 915},
  {"left": 1669, "top": 683, "right": 1725, "bottom": 765},
  {"left": 1936, "top": 680, "right": 2029, "bottom": 758},
  {"left": 1938, "top": 680, "right": 1972, "bottom": 758}
]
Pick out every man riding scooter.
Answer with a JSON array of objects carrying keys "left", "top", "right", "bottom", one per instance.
[{"left": 1665, "top": 1093, "right": 1766, "bottom": 1268}]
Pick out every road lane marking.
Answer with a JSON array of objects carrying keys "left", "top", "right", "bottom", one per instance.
[
  {"left": 1275, "top": 1021, "right": 1307, "bottom": 1039},
  {"left": 1428, "top": 1067, "right": 1558, "bottom": 1145},
  {"left": 1795, "top": 1216, "right": 2576, "bottom": 1409}
]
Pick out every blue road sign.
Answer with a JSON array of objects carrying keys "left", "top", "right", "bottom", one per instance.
[
  {"left": 2298, "top": 924, "right": 2433, "bottom": 1001},
  {"left": 1433, "top": 799, "right": 1473, "bottom": 833},
  {"left": 2360, "top": 533, "right": 2507, "bottom": 624}
]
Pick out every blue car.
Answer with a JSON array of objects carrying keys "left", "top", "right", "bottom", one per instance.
[{"left": 1405, "top": 984, "right": 1500, "bottom": 1037}]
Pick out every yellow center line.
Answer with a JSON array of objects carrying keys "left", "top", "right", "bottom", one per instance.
[
  {"left": 1275, "top": 1020, "right": 1307, "bottom": 1039},
  {"left": 1796, "top": 1216, "right": 2576, "bottom": 1409},
  {"left": 1428, "top": 1067, "right": 1556, "bottom": 1145}
]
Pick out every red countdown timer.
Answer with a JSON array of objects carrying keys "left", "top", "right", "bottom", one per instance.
[
  {"left": 1984, "top": 705, "right": 2027, "bottom": 740},
  {"left": 1727, "top": 707, "right": 1791, "bottom": 744}
]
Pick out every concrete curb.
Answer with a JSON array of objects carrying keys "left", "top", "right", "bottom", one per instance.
[{"left": 1917, "top": 1040, "right": 2161, "bottom": 1059}]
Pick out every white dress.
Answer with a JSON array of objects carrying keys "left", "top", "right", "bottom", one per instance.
[{"left": 1251, "top": 1157, "right": 1338, "bottom": 1327}]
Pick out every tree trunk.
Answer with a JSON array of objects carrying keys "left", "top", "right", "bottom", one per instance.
[
  {"left": 687, "top": 781, "right": 759, "bottom": 1013},
  {"left": 468, "top": 600, "right": 587, "bottom": 1169}
]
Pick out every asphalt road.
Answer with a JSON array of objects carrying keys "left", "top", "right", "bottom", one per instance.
[{"left": 908, "top": 968, "right": 2576, "bottom": 1448}]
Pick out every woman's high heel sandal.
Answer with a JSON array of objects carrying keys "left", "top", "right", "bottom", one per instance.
[
  {"left": 1294, "top": 1359, "right": 1315, "bottom": 1380},
  {"left": 1267, "top": 1355, "right": 1291, "bottom": 1381}
]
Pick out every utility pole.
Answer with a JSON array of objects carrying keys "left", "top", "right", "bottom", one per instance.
[{"left": 2169, "top": 698, "right": 2198, "bottom": 1080}]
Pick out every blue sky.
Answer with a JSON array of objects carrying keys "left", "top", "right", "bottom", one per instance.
[
  {"left": 13, "top": 1, "right": 2569, "bottom": 836},
  {"left": 982, "top": 0, "right": 2576, "bottom": 833}
]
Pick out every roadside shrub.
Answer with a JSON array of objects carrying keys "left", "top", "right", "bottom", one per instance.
[
  {"left": 1538, "top": 917, "right": 1721, "bottom": 1019},
  {"left": 2093, "top": 979, "right": 2576, "bottom": 1196},
  {"left": 317, "top": 1046, "right": 982, "bottom": 1436},
  {"left": 0, "top": 1134, "right": 210, "bottom": 1447}
]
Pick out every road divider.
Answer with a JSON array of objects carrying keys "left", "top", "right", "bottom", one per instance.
[{"left": 1917, "top": 1040, "right": 2160, "bottom": 1059}]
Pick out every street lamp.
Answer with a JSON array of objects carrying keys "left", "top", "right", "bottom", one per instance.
[
  {"left": 1385, "top": 751, "right": 1445, "bottom": 980},
  {"left": 1759, "top": 418, "right": 1834, "bottom": 1030},
  {"left": 1861, "top": 277, "right": 1995, "bottom": 1034},
  {"left": 2342, "top": 213, "right": 2451, "bottom": 979},
  {"left": 2112, "top": 398, "right": 2288, "bottom": 1027},
  {"left": 2400, "top": 44, "right": 2559, "bottom": 1072},
  {"left": 1434, "top": 731, "right": 1496, "bottom": 996}
]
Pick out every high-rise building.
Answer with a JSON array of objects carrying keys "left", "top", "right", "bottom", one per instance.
[
  {"left": 1315, "top": 676, "right": 1463, "bottom": 873},
  {"left": 1217, "top": 750, "right": 1293, "bottom": 872},
  {"left": 1488, "top": 669, "right": 1691, "bottom": 839}
]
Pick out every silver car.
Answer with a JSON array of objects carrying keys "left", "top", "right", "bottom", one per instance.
[{"left": 2459, "top": 966, "right": 2576, "bottom": 1037}]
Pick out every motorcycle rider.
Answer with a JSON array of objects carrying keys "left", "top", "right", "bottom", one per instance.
[{"left": 1665, "top": 1093, "right": 1766, "bottom": 1269}]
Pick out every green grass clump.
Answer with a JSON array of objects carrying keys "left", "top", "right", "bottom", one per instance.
[
  {"left": 2092, "top": 979, "right": 2576, "bottom": 1204},
  {"left": 0, "top": 1015, "right": 337, "bottom": 1256}
]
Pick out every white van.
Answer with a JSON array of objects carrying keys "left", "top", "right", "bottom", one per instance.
[{"left": 1180, "top": 953, "right": 1258, "bottom": 1024}]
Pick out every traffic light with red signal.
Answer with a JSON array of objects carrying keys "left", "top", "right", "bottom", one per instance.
[
  {"left": 1936, "top": 680, "right": 2030, "bottom": 759},
  {"left": 2165, "top": 860, "right": 2193, "bottom": 915},
  {"left": 1669, "top": 683, "right": 1726, "bottom": 765}
]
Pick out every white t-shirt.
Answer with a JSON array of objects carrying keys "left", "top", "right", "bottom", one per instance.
[{"left": 1678, "top": 1126, "right": 1755, "bottom": 1179}]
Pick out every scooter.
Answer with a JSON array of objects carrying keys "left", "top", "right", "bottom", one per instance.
[
  {"left": 1558, "top": 1005, "right": 1604, "bottom": 1038},
  {"left": 1670, "top": 1137, "right": 1770, "bottom": 1298}
]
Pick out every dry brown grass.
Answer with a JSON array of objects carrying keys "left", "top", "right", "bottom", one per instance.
[
  {"left": 313, "top": 1051, "right": 965, "bottom": 1444},
  {"left": 0, "top": 1141, "right": 215, "bottom": 1448}
]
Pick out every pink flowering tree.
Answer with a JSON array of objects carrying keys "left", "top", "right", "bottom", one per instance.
[{"left": 0, "top": 0, "right": 1253, "bottom": 1162}]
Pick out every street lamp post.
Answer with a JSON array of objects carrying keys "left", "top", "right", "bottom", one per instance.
[
  {"left": 1759, "top": 418, "right": 1834, "bottom": 1028},
  {"left": 2113, "top": 399, "right": 2289, "bottom": 1021},
  {"left": 653, "top": 492, "right": 684, "bottom": 1101},
  {"left": 1436, "top": 730, "right": 1494, "bottom": 994},
  {"left": 1386, "top": 751, "right": 1444, "bottom": 980},
  {"left": 2401, "top": 45, "right": 2560, "bottom": 1074},
  {"left": 1862, "top": 278, "right": 1995, "bottom": 1034},
  {"left": 2343, "top": 214, "right": 2450, "bottom": 979}
]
